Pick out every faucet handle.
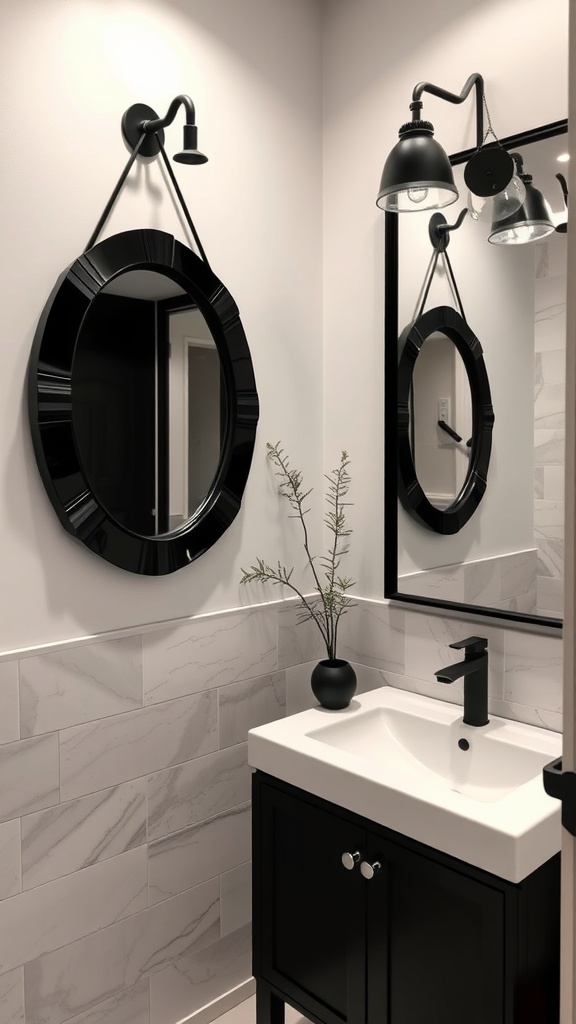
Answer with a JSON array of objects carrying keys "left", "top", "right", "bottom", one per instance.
[{"left": 448, "top": 636, "right": 487, "bottom": 655}]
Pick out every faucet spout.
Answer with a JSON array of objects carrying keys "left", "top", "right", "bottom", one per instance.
[
  {"left": 434, "top": 637, "right": 489, "bottom": 727},
  {"left": 435, "top": 659, "right": 476, "bottom": 684}
]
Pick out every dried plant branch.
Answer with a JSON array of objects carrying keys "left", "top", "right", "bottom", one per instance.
[{"left": 240, "top": 443, "right": 356, "bottom": 660}]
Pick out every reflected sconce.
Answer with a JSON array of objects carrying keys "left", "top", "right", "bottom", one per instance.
[
  {"left": 376, "top": 73, "right": 524, "bottom": 222},
  {"left": 488, "top": 152, "right": 556, "bottom": 245}
]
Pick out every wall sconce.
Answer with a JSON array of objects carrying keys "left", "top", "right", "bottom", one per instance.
[
  {"left": 488, "top": 152, "right": 556, "bottom": 245},
  {"left": 121, "top": 94, "right": 208, "bottom": 164},
  {"left": 376, "top": 73, "right": 524, "bottom": 222},
  {"left": 85, "top": 93, "right": 209, "bottom": 258}
]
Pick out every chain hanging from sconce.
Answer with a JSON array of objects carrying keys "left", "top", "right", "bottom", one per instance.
[{"left": 464, "top": 95, "right": 526, "bottom": 223}]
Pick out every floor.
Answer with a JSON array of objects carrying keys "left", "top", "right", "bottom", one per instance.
[{"left": 214, "top": 995, "right": 308, "bottom": 1024}]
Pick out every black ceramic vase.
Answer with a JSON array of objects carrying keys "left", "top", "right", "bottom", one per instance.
[{"left": 311, "top": 658, "right": 357, "bottom": 710}]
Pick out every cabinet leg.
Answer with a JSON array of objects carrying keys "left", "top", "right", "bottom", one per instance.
[{"left": 256, "top": 981, "right": 285, "bottom": 1024}]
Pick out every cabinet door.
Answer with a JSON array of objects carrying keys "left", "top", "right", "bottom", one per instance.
[
  {"left": 366, "top": 836, "right": 505, "bottom": 1024},
  {"left": 255, "top": 780, "right": 366, "bottom": 1024}
]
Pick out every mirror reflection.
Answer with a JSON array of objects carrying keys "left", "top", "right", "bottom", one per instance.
[
  {"left": 410, "top": 334, "right": 472, "bottom": 510},
  {"left": 72, "top": 269, "right": 224, "bottom": 538},
  {"left": 391, "top": 127, "right": 567, "bottom": 623}
]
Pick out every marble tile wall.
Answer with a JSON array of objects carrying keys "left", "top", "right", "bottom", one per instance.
[
  {"left": 283, "top": 598, "right": 563, "bottom": 734},
  {"left": 398, "top": 549, "right": 539, "bottom": 614},
  {"left": 0, "top": 607, "right": 286, "bottom": 1024},
  {"left": 534, "top": 239, "right": 566, "bottom": 617},
  {"left": 0, "top": 595, "right": 563, "bottom": 1024}
]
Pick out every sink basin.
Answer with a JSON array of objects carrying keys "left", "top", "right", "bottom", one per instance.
[
  {"left": 248, "top": 685, "right": 561, "bottom": 882},
  {"left": 308, "top": 706, "right": 551, "bottom": 803}
]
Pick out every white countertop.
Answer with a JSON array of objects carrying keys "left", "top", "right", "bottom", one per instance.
[{"left": 248, "top": 685, "right": 562, "bottom": 883}]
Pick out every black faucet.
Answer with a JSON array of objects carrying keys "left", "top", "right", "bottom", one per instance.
[{"left": 434, "top": 636, "right": 489, "bottom": 727}]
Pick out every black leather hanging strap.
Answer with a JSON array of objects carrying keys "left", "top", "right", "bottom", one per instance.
[{"left": 85, "top": 132, "right": 209, "bottom": 267}]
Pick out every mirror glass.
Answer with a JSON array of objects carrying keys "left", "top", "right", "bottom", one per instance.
[
  {"left": 410, "top": 335, "right": 472, "bottom": 509},
  {"left": 72, "top": 269, "right": 224, "bottom": 538},
  {"left": 387, "top": 124, "right": 567, "bottom": 625}
]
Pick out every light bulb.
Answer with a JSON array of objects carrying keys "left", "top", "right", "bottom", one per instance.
[{"left": 407, "top": 187, "right": 429, "bottom": 205}]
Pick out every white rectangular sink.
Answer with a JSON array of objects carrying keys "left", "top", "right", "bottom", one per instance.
[
  {"left": 248, "top": 686, "right": 561, "bottom": 882},
  {"left": 308, "top": 706, "right": 551, "bottom": 803}
]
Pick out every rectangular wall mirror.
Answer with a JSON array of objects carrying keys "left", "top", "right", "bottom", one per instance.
[{"left": 384, "top": 120, "right": 568, "bottom": 630}]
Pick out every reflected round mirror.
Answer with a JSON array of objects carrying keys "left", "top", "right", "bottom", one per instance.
[
  {"left": 397, "top": 305, "right": 494, "bottom": 536},
  {"left": 410, "top": 333, "right": 472, "bottom": 510},
  {"left": 72, "top": 269, "right": 225, "bottom": 538},
  {"left": 29, "top": 228, "right": 259, "bottom": 575}
]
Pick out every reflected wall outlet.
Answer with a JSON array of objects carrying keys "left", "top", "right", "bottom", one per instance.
[
  {"left": 437, "top": 397, "right": 451, "bottom": 447},
  {"left": 438, "top": 397, "right": 451, "bottom": 423}
]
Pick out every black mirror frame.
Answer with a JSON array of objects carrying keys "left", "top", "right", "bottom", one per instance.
[
  {"left": 398, "top": 305, "right": 494, "bottom": 535},
  {"left": 29, "top": 228, "right": 260, "bottom": 576},
  {"left": 384, "top": 119, "right": 567, "bottom": 630}
]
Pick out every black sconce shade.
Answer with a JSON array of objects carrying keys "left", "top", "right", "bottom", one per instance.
[
  {"left": 377, "top": 121, "right": 458, "bottom": 212},
  {"left": 376, "top": 74, "right": 520, "bottom": 217},
  {"left": 174, "top": 124, "right": 208, "bottom": 164}
]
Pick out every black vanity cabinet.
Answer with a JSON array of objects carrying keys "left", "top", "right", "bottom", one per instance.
[{"left": 252, "top": 772, "right": 560, "bottom": 1024}]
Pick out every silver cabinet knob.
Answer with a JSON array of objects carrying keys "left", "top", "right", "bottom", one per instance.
[
  {"left": 341, "top": 851, "right": 361, "bottom": 871},
  {"left": 360, "top": 860, "right": 381, "bottom": 880}
]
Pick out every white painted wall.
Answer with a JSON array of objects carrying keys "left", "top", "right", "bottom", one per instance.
[
  {"left": 321, "top": 0, "right": 569, "bottom": 598},
  {"left": 0, "top": 0, "right": 569, "bottom": 649},
  {"left": 0, "top": 0, "right": 323, "bottom": 650}
]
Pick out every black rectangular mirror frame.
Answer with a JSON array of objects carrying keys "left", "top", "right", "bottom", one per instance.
[{"left": 384, "top": 118, "right": 568, "bottom": 631}]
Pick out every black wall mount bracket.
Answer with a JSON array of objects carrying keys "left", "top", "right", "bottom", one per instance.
[
  {"left": 121, "top": 103, "right": 165, "bottom": 156},
  {"left": 543, "top": 757, "right": 576, "bottom": 836}
]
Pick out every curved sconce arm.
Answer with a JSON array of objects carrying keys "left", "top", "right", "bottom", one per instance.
[
  {"left": 410, "top": 73, "right": 485, "bottom": 148},
  {"left": 555, "top": 172, "right": 568, "bottom": 234},
  {"left": 556, "top": 172, "right": 568, "bottom": 207},
  {"left": 141, "top": 94, "right": 198, "bottom": 134},
  {"left": 510, "top": 152, "right": 525, "bottom": 176}
]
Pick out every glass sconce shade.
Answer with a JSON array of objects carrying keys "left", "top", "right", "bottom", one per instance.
[
  {"left": 488, "top": 178, "right": 555, "bottom": 245},
  {"left": 467, "top": 174, "right": 526, "bottom": 223},
  {"left": 464, "top": 145, "right": 527, "bottom": 224},
  {"left": 376, "top": 122, "right": 458, "bottom": 212}
]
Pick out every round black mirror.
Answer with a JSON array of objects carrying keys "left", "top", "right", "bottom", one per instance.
[
  {"left": 29, "top": 229, "right": 259, "bottom": 575},
  {"left": 397, "top": 305, "right": 494, "bottom": 535}
]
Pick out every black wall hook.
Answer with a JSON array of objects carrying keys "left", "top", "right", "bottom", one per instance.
[{"left": 428, "top": 209, "right": 469, "bottom": 252}]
